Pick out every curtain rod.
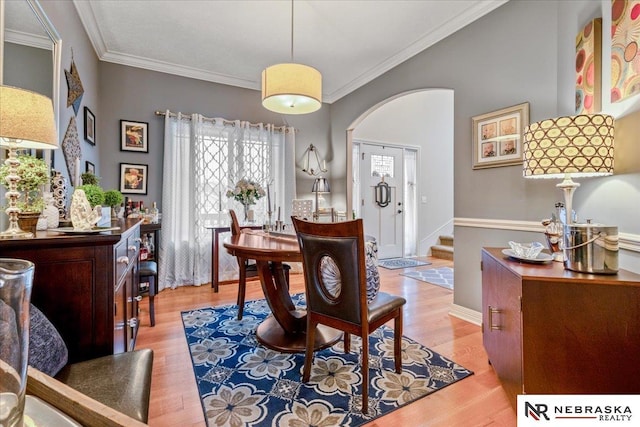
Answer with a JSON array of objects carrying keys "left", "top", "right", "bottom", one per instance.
[{"left": 154, "top": 110, "right": 294, "bottom": 132}]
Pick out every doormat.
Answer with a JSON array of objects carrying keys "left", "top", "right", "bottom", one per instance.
[
  {"left": 182, "top": 293, "right": 472, "bottom": 426},
  {"left": 377, "top": 258, "right": 431, "bottom": 270},
  {"left": 401, "top": 267, "right": 454, "bottom": 290}
]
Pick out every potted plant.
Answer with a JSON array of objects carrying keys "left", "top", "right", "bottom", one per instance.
[
  {"left": 81, "top": 171, "right": 100, "bottom": 186},
  {"left": 0, "top": 154, "right": 49, "bottom": 233},
  {"left": 104, "top": 189, "right": 124, "bottom": 218},
  {"left": 77, "top": 184, "right": 106, "bottom": 208}
]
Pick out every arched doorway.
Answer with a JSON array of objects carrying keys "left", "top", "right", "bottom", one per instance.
[{"left": 346, "top": 89, "right": 454, "bottom": 257}]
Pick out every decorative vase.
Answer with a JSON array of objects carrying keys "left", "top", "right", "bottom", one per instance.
[
  {"left": 42, "top": 192, "right": 60, "bottom": 229},
  {"left": 17, "top": 212, "right": 41, "bottom": 235},
  {"left": 242, "top": 203, "right": 251, "bottom": 223},
  {"left": 0, "top": 258, "right": 35, "bottom": 427},
  {"left": 51, "top": 170, "right": 67, "bottom": 220}
]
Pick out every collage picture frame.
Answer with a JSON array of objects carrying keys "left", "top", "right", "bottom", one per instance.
[{"left": 472, "top": 102, "right": 530, "bottom": 170}]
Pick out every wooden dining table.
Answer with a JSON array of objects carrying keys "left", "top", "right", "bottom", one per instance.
[{"left": 224, "top": 230, "right": 342, "bottom": 353}]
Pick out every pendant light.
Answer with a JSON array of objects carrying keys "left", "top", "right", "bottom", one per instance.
[{"left": 261, "top": 0, "right": 322, "bottom": 114}]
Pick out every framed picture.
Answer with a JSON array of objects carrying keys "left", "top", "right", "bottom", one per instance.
[
  {"left": 611, "top": 0, "right": 640, "bottom": 103},
  {"left": 120, "top": 120, "right": 148, "bottom": 152},
  {"left": 472, "top": 102, "right": 529, "bottom": 170},
  {"left": 85, "top": 161, "right": 95, "bottom": 174},
  {"left": 576, "top": 18, "right": 602, "bottom": 113},
  {"left": 120, "top": 163, "right": 148, "bottom": 194},
  {"left": 84, "top": 107, "right": 95, "bottom": 145}
]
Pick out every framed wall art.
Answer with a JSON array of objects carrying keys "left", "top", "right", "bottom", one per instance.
[
  {"left": 611, "top": 0, "right": 640, "bottom": 103},
  {"left": 120, "top": 120, "right": 148, "bottom": 152},
  {"left": 576, "top": 18, "right": 602, "bottom": 113},
  {"left": 85, "top": 161, "right": 95, "bottom": 174},
  {"left": 120, "top": 163, "right": 148, "bottom": 194},
  {"left": 84, "top": 107, "right": 96, "bottom": 145},
  {"left": 472, "top": 102, "right": 529, "bottom": 170}
]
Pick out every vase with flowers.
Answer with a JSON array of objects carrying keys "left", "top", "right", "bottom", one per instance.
[
  {"left": 226, "top": 178, "right": 266, "bottom": 222},
  {"left": 0, "top": 154, "right": 49, "bottom": 234}
]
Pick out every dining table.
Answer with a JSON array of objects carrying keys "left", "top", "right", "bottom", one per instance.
[{"left": 224, "top": 229, "right": 342, "bottom": 353}]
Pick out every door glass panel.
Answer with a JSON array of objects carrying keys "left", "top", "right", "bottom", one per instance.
[{"left": 370, "top": 154, "right": 394, "bottom": 178}]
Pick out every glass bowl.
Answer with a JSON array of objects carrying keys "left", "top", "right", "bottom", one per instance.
[{"left": 508, "top": 241, "right": 544, "bottom": 259}]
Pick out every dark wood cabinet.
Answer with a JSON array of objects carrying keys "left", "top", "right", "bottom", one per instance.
[
  {"left": 481, "top": 247, "right": 640, "bottom": 406},
  {"left": 0, "top": 219, "right": 142, "bottom": 363}
]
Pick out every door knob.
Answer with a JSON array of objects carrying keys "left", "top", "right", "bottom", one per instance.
[{"left": 397, "top": 210, "right": 402, "bottom": 214}]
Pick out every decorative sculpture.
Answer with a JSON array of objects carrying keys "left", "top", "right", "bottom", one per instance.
[
  {"left": 42, "top": 192, "right": 60, "bottom": 229},
  {"left": 70, "top": 189, "right": 101, "bottom": 231}
]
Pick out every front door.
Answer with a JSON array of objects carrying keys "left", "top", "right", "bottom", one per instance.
[{"left": 360, "top": 143, "right": 404, "bottom": 259}]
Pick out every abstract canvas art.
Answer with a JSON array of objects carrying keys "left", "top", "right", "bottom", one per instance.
[
  {"left": 611, "top": 0, "right": 640, "bottom": 103},
  {"left": 576, "top": 18, "right": 602, "bottom": 113}
]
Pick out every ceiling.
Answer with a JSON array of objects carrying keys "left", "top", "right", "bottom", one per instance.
[{"left": 6, "top": 1, "right": 509, "bottom": 104}]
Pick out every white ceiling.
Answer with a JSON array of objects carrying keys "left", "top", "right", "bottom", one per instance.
[{"left": 26, "top": 1, "right": 508, "bottom": 103}]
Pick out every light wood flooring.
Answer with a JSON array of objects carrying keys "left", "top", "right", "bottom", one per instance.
[{"left": 136, "top": 257, "right": 517, "bottom": 426}]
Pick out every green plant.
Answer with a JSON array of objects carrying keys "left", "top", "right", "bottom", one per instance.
[
  {"left": 104, "top": 189, "right": 124, "bottom": 208},
  {"left": 81, "top": 171, "right": 100, "bottom": 186},
  {"left": 77, "top": 184, "right": 105, "bottom": 207},
  {"left": 0, "top": 154, "right": 49, "bottom": 212}
]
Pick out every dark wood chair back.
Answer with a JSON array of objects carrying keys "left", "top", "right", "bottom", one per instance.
[
  {"left": 229, "top": 209, "right": 242, "bottom": 236},
  {"left": 292, "top": 217, "right": 406, "bottom": 414}
]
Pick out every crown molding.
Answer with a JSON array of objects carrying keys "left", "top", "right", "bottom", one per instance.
[
  {"left": 324, "top": 0, "right": 509, "bottom": 103},
  {"left": 5, "top": 29, "right": 51, "bottom": 50},
  {"left": 73, "top": 0, "right": 508, "bottom": 104}
]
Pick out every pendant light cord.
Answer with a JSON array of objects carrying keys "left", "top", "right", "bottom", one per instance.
[{"left": 290, "top": 0, "right": 294, "bottom": 62}]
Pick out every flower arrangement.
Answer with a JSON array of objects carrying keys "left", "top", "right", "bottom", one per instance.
[
  {"left": 226, "top": 178, "right": 265, "bottom": 206},
  {"left": 0, "top": 154, "right": 49, "bottom": 212}
]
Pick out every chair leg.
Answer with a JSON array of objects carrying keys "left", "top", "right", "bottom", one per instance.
[
  {"left": 236, "top": 259, "right": 247, "bottom": 320},
  {"left": 302, "top": 319, "right": 317, "bottom": 382},
  {"left": 344, "top": 333, "right": 350, "bottom": 353},
  {"left": 394, "top": 309, "right": 403, "bottom": 373},
  {"left": 149, "top": 275, "right": 156, "bottom": 327},
  {"left": 361, "top": 333, "right": 369, "bottom": 414}
]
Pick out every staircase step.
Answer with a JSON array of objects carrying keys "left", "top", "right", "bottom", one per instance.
[
  {"left": 439, "top": 235, "right": 454, "bottom": 247},
  {"left": 431, "top": 244, "right": 454, "bottom": 261}
]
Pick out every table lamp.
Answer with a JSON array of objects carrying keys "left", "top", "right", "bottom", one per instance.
[
  {"left": 312, "top": 177, "right": 330, "bottom": 221},
  {"left": 0, "top": 86, "right": 59, "bottom": 239},
  {"left": 523, "top": 113, "right": 614, "bottom": 225}
]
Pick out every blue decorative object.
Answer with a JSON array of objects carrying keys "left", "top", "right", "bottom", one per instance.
[
  {"left": 65, "top": 58, "right": 84, "bottom": 116},
  {"left": 182, "top": 293, "right": 472, "bottom": 426}
]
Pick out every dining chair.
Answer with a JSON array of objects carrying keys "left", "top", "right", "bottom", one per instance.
[
  {"left": 292, "top": 217, "right": 406, "bottom": 414},
  {"left": 229, "top": 209, "right": 290, "bottom": 320}
]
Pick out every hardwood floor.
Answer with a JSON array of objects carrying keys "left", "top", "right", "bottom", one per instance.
[{"left": 136, "top": 257, "right": 516, "bottom": 426}]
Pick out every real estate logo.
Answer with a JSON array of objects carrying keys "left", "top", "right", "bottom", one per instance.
[{"left": 517, "top": 395, "right": 639, "bottom": 426}]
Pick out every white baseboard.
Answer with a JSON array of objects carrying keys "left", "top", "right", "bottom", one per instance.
[{"left": 449, "top": 303, "right": 482, "bottom": 326}]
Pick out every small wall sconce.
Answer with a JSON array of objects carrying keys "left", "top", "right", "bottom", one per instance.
[{"left": 302, "top": 144, "right": 328, "bottom": 176}]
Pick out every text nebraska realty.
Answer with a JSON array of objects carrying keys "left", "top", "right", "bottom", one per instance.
[{"left": 527, "top": 403, "right": 632, "bottom": 421}]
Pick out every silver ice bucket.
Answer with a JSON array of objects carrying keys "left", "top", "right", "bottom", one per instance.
[{"left": 563, "top": 223, "right": 618, "bottom": 274}]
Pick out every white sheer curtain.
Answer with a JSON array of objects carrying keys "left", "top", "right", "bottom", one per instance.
[{"left": 158, "top": 111, "right": 296, "bottom": 291}]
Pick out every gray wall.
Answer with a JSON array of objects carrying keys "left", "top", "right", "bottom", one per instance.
[
  {"left": 97, "top": 62, "right": 331, "bottom": 209},
  {"left": 331, "top": 0, "right": 640, "bottom": 312}
]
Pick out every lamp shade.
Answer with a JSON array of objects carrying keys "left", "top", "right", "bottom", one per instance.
[
  {"left": 312, "top": 177, "right": 330, "bottom": 193},
  {"left": 0, "top": 86, "right": 59, "bottom": 149},
  {"left": 262, "top": 63, "right": 322, "bottom": 115},
  {"left": 523, "top": 113, "right": 614, "bottom": 179}
]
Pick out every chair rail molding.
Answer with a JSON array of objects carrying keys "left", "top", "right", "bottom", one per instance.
[{"left": 454, "top": 217, "right": 640, "bottom": 253}]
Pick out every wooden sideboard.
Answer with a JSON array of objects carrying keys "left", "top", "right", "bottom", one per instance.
[
  {"left": 0, "top": 219, "right": 142, "bottom": 363},
  {"left": 481, "top": 247, "right": 640, "bottom": 406}
]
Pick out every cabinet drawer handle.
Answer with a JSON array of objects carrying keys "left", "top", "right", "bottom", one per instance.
[
  {"left": 488, "top": 305, "right": 502, "bottom": 330},
  {"left": 128, "top": 318, "right": 138, "bottom": 328},
  {"left": 135, "top": 295, "right": 143, "bottom": 302},
  {"left": 128, "top": 245, "right": 137, "bottom": 252},
  {"left": 117, "top": 256, "right": 129, "bottom": 265}
]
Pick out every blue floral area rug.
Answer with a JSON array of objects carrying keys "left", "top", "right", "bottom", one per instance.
[
  {"left": 402, "top": 267, "right": 454, "bottom": 290},
  {"left": 377, "top": 258, "right": 431, "bottom": 270},
  {"left": 182, "top": 293, "right": 472, "bottom": 426}
]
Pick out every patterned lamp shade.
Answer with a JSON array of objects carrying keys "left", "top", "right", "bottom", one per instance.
[{"left": 523, "top": 114, "right": 614, "bottom": 179}]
